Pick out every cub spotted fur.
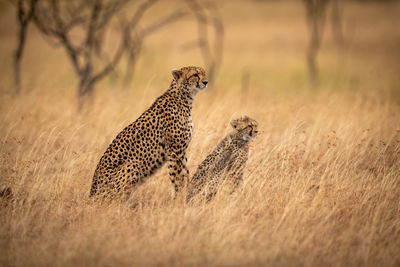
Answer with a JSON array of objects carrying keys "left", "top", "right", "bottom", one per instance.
[{"left": 187, "top": 116, "right": 258, "bottom": 202}]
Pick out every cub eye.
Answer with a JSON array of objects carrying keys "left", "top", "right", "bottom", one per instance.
[{"left": 193, "top": 74, "right": 200, "bottom": 79}]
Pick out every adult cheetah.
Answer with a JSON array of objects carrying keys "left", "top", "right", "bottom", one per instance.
[
  {"left": 187, "top": 116, "right": 258, "bottom": 202},
  {"left": 90, "top": 66, "right": 208, "bottom": 198}
]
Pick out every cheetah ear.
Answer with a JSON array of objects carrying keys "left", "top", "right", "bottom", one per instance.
[{"left": 172, "top": 69, "right": 183, "bottom": 80}]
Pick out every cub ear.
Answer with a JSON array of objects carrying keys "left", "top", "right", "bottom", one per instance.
[{"left": 172, "top": 69, "right": 183, "bottom": 80}]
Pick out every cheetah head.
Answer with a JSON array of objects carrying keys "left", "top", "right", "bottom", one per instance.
[
  {"left": 230, "top": 116, "right": 259, "bottom": 142},
  {"left": 172, "top": 66, "right": 208, "bottom": 91}
]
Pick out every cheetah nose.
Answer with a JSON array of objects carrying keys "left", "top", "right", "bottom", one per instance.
[{"left": 203, "top": 81, "right": 208, "bottom": 86}]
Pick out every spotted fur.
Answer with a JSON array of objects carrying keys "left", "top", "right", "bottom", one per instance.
[
  {"left": 90, "top": 66, "right": 208, "bottom": 198},
  {"left": 187, "top": 116, "right": 258, "bottom": 202}
]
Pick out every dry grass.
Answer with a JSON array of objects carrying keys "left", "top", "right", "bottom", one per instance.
[{"left": 1, "top": 1, "right": 400, "bottom": 266}]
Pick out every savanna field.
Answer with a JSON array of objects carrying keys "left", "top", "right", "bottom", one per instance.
[{"left": 1, "top": 0, "right": 400, "bottom": 266}]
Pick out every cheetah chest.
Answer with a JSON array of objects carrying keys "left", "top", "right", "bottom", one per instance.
[{"left": 180, "top": 111, "right": 193, "bottom": 144}]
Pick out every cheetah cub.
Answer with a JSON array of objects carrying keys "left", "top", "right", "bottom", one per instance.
[{"left": 187, "top": 116, "right": 258, "bottom": 202}]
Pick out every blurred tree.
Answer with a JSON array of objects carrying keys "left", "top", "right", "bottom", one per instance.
[
  {"left": 303, "top": 0, "right": 344, "bottom": 87},
  {"left": 11, "top": 0, "right": 224, "bottom": 107},
  {"left": 13, "top": 0, "right": 38, "bottom": 95},
  {"left": 330, "top": 0, "right": 344, "bottom": 47},
  {"left": 182, "top": 0, "right": 224, "bottom": 84},
  {"left": 32, "top": 0, "right": 129, "bottom": 109},
  {"left": 303, "top": 0, "right": 329, "bottom": 87},
  {"left": 122, "top": 2, "right": 188, "bottom": 87},
  {"left": 12, "top": 0, "right": 185, "bottom": 109}
]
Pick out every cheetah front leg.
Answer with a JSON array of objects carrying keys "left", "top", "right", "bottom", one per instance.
[{"left": 166, "top": 143, "right": 189, "bottom": 197}]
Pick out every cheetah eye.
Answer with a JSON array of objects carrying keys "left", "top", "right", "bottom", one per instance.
[{"left": 193, "top": 74, "right": 200, "bottom": 79}]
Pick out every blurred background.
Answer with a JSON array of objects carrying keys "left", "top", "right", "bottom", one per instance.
[{"left": 0, "top": 0, "right": 399, "bottom": 105}]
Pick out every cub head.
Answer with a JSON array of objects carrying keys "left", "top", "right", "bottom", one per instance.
[
  {"left": 172, "top": 66, "right": 208, "bottom": 91},
  {"left": 230, "top": 116, "right": 259, "bottom": 142}
]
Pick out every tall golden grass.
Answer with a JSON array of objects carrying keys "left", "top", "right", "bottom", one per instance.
[{"left": 1, "top": 0, "right": 400, "bottom": 266}]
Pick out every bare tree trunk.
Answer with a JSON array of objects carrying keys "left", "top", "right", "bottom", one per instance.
[
  {"left": 304, "top": 0, "right": 329, "bottom": 88},
  {"left": 331, "top": 0, "right": 344, "bottom": 47},
  {"left": 123, "top": 41, "right": 142, "bottom": 87},
  {"left": 14, "top": 0, "right": 37, "bottom": 95},
  {"left": 14, "top": 23, "right": 26, "bottom": 95},
  {"left": 77, "top": 78, "right": 94, "bottom": 111},
  {"left": 307, "top": 15, "right": 321, "bottom": 86}
]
